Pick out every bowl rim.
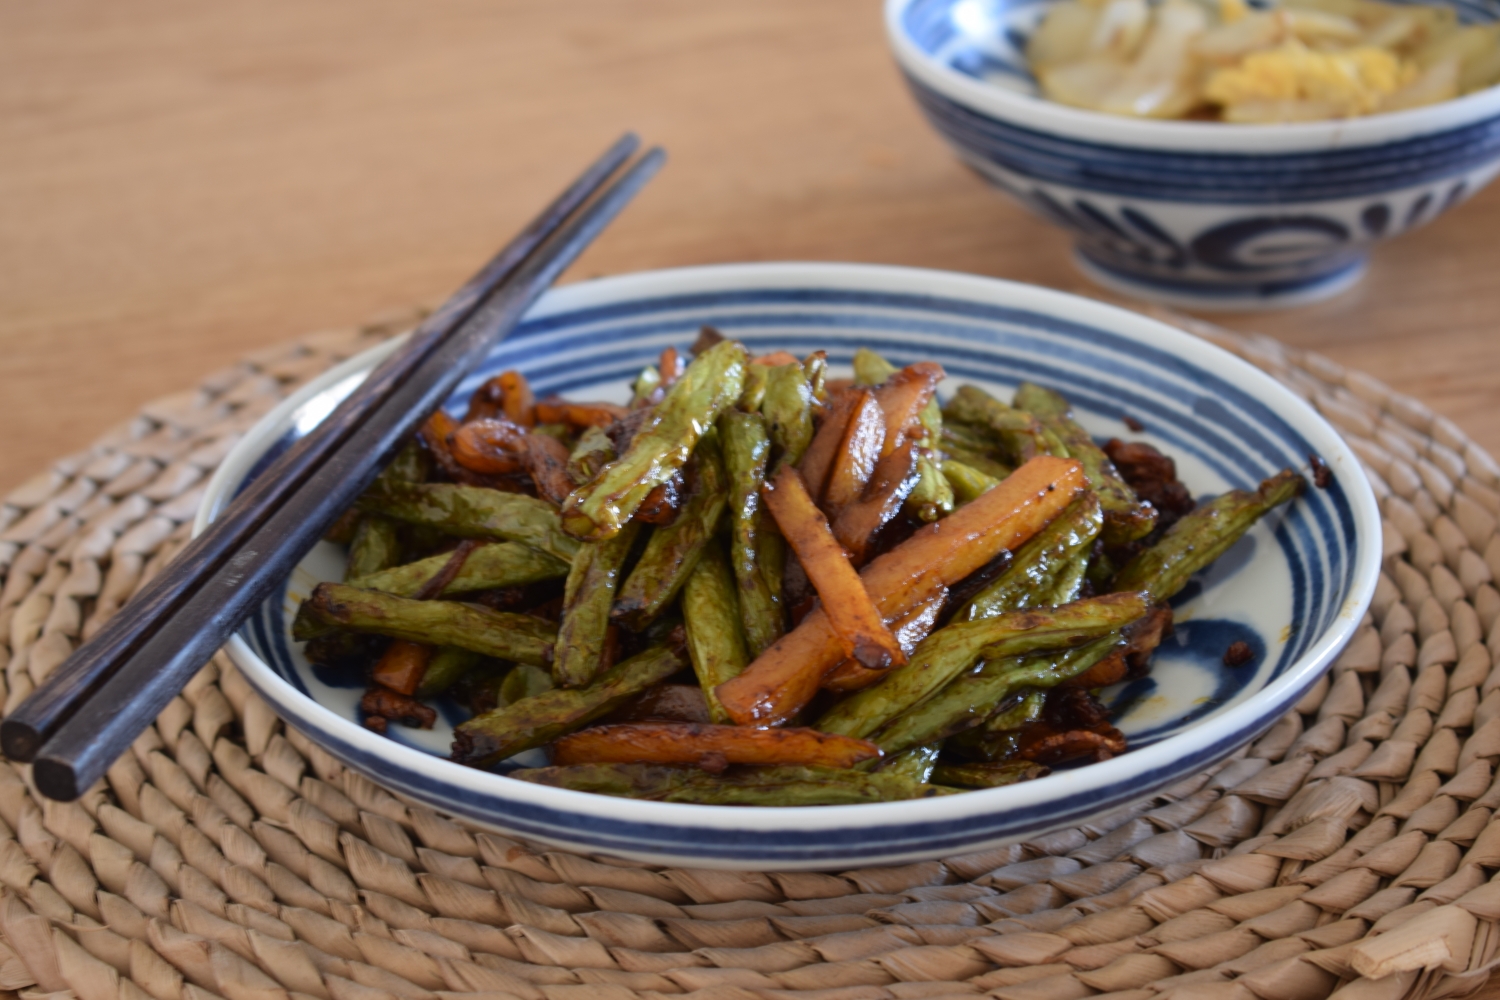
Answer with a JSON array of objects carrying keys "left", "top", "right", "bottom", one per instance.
[
  {"left": 199, "top": 261, "right": 1382, "bottom": 862},
  {"left": 885, "top": 0, "right": 1500, "bottom": 153}
]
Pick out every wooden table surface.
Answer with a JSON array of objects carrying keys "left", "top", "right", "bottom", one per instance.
[{"left": 3, "top": 2, "right": 1500, "bottom": 992}]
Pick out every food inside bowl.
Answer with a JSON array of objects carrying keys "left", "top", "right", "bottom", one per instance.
[
  {"left": 1027, "top": 0, "right": 1500, "bottom": 121},
  {"left": 291, "top": 333, "right": 1308, "bottom": 805}
]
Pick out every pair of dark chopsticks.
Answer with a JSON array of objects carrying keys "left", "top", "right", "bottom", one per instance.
[{"left": 4, "top": 134, "right": 665, "bottom": 802}]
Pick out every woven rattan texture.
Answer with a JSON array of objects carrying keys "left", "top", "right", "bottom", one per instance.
[{"left": 2, "top": 311, "right": 1500, "bottom": 1000}]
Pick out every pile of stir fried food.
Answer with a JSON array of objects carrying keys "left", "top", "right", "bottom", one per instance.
[{"left": 293, "top": 331, "right": 1307, "bottom": 806}]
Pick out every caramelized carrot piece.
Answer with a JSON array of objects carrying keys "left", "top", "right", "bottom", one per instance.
[
  {"left": 873, "top": 362, "right": 944, "bottom": 455},
  {"left": 535, "top": 397, "right": 631, "bottom": 428},
  {"left": 370, "top": 640, "right": 432, "bottom": 696},
  {"left": 751, "top": 350, "right": 802, "bottom": 367},
  {"left": 659, "top": 347, "right": 685, "bottom": 391},
  {"left": 525, "top": 433, "right": 574, "bottom": 505},
  {"left": 798, "top": 389, "right": 859, "bottom": 502},
  {"left": 552, "top": 722, "right": 881, "bottom": 770},
  {"left": 716, "top": 455, "right": 1087, "bottom": 725},
  {"left": 636, "top": 473, "right": 683, "bottom": 525},
  {"left": 465, "top": 376, "right": 507, "bottom": 422},
  {"left": 451, "top": 418, "right": 528, "bottom": 474},
  {"left": 499, "top": 371, "right": 537, "bottom": 427},
  {"left": 822, "top": 391, "right": 886, "bottom": 513},
  {"left": 762, "top": 466, "right": 904, "bottom": 671},
  {"left": 822, "top": 583, "right": 947, "bottom": 692},
  {"left": 831, "top": 440, "right": 920, "bottom": 564}
]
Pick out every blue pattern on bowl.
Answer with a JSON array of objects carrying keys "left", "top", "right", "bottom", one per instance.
[
  {"left": 203, "top": 264, "right": 1379, "bottom": 867},
  {"left": 888, "top": 0, "right": 1500, "bottom": 308}
]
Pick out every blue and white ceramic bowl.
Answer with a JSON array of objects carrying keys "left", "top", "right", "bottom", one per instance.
[
  {"left": 887, "top": 0, "right": 1500, "bottom": 309},
  {"left": 200, "top": 263, "right": 1380, "bottom": 869}
]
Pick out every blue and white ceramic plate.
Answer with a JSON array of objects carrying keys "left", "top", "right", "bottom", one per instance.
[{"left": 200, "top": 263, "right": 1381, "bottom": 869}]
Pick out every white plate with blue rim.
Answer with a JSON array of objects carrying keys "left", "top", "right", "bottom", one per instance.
[{"left": 198, "top": 262, "right": 1381, "bottom": 870}]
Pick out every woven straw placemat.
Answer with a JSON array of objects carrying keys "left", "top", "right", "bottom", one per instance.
[{"left": 2, "top": 306, "right": 1499, "bottom": 1000}]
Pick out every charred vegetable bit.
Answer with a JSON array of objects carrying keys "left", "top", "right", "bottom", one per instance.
[
  {"left": 293, "top": 338, "right": 1311, "bottom": 807},
  {"left": 510, "top": 763, "right": 954, "bottom": 805},
  {"left": 293, "top": 582, "right": 555, "bottom": 667},
  {"left": 452, "top": 645, "right": 684, "bottom": 767},
  {"left": 562, "top": 339, "right": 748, "bottom": 541}
]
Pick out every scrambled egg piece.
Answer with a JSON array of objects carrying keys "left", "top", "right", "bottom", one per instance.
[{"left": 1204, "top": 41, "right": 1413, "bottom": 115}]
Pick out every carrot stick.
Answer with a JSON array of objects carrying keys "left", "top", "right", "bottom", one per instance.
[
  {"left": 716, "top": 455, "right": 1087, "bottom": 725},
  {"left": 822, "top": 391, "right": 886, "bottom": 512},
  {"left": 552, "top": 722, "right": 880, "bottom": 770},
  {"left": 763, "top": 466, "right": 905, "bottom": 671},
  {"left": 823, "top": 583, "right": 947, "bottom": 692},
  {"left": 798, "top": 389, "right": 859, "bottom": 502},
  {"left": 831, "top": 440, "right": 920, "bottom": 565},
  {"left": 751, "top": 350, "right": 802, "bottom": 367},
  {"left": 451, "top": 418, "right": 528, "bottom": 474},
  {"left": 873, "top": 362, "right": 943, "bottom": 455},
  {"left": 498, "top": 371, "right": 537, "bottom": 427},
  {"left": 370, "top": 640, "right": 432, "bottom": 696}
]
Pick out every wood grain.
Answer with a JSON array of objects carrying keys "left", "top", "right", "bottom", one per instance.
[{"left": 0, "top": 0, "right": 1497, "bottom": 500}]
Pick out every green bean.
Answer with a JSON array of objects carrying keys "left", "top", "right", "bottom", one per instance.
[
  {"left": 720, "top": 411, "right": 783, "bottom": 656},
  {"left": 349, "top": 542, "right": 568, "bottom": 597},
  {"left": 906, "top": 454, "right": 955, "bottom": 523},
  {"left": 987, "top": 688, "right": 1048, "bottom": 732},
  {"left": 359, "top": 482, "right": 579, "bottom": 562},
  {"left": 944, "top": 385, "right": 1065, "bottom": 464},
  {"left": 567, "top": 426, "right": 616, "bottom": 486},
  {"left": 509, "top": 763, "right": 957, "bottom": 804},
  {"left": 377, "top": 440, "right": 430, "bottom": 490},
  {"left": 879, "top": 742, "right": 942, "bottom": 784},
  {"left": 562, "top": 340, "right": 747, "bottom": 540},
  {"left": 762, "top": 362, "right": 815, "bottom": 467},
  {"left": 681, "top": 541, "right": 750, "bottom": 724},
  {"left": 497, "top": 663, "right": 555, "bottom": 708},
  {"left": 803, "top": 351, "right": 828, "bottom": 406},
  {"left": 872, "top": 635, "right": 1123, "bottom": 755},
  {"left": 553, "top": 521, "right": 643, "bottom": 688},
  {"left": 959, "top": 493, "right": 1103, "bottom": 620},
  {"left": 939, "top": 426, "right": 1015, "bottom": 481},
  {"left": 451, "top": 645, "right": 683, "bottom": 767},
  {"left": 852, "top": 346, "right": 898, "bottom": 387},
  {"left": 415, "top": 647, "right": 482, "bottom": 699},
  {"left": 1113, "top": 468, "right": 1304, "bottom": 602},
  {"left": 613, "top": 431, "right": 729, "bottom": 629},
  {"left": 292, "top": 583, "right": 555, "bottom": 666},
  {"left": 816, "top": 592, "right": 1147, "bottom": 740},
  {"left": 346, "top": 515, "right": 403, "bottom": 581},
  {"left": 740, "top": 364, "right": 769, "bottom": 412},
  {"left": 632, "top": 364, "right": 661, "bottom": 406},
  {"left": 1014, "top": 383, "right": 1156, "bottom": 545},
  {"left": 942, "top": 459, "right": 1000, "bottom": 505},
  {"left": 932, "top": 761, "right": 1049, "bottom": 788}
]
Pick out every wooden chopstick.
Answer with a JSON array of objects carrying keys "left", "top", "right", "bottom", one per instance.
[
  {"left": 22, "top": 143, "right": 666, "bottom": 801},
  {"left": 0, "top": 133, "right": 641, "bottom": 765}
]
